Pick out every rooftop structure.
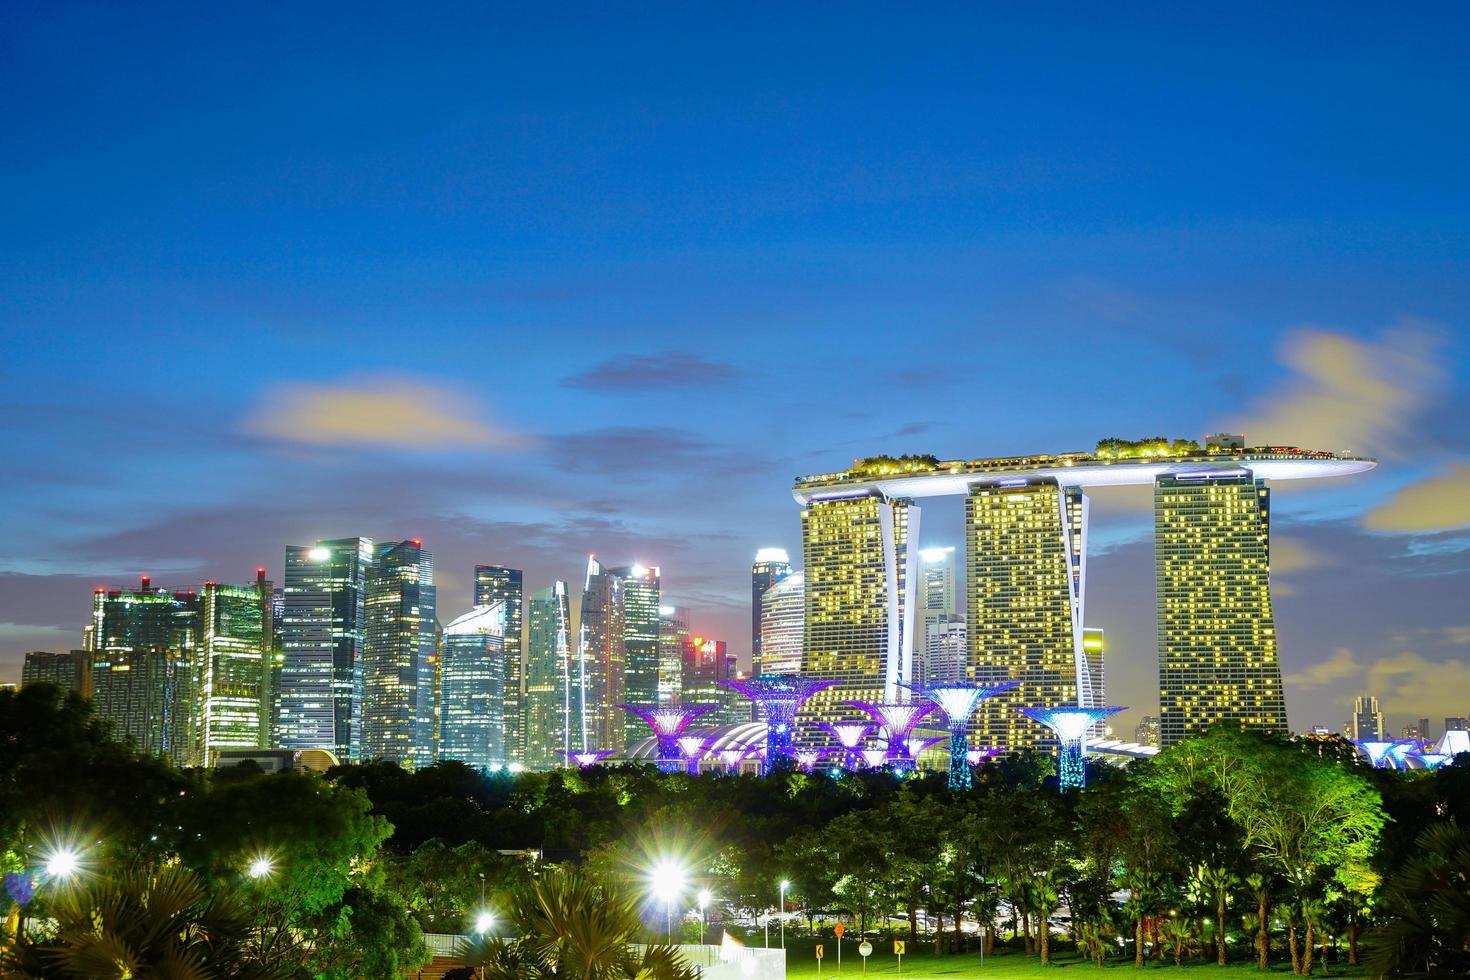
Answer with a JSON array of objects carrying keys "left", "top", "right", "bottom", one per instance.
[
  {"left": 720, "top": 675, "right": 840, "bottom": 773},
  {"left": 1017, "top": 705, "right": 1127, "bottom": 790},
  {"left": 792, "top": 445, "right": 1375, "bottom": 502}
]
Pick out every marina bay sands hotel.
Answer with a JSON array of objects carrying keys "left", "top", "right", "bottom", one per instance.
[{"left": 791, "top": 435, "right": 1374, "bottom": 748}]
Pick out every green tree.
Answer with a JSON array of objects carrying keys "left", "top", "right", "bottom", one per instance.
[{"left": 1366, "top": 820, "right": 1470, "bottom": 978}]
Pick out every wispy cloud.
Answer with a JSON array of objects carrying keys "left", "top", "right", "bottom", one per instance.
[
  {"left": 1364, "top": 463, "right": 1470, "bottom": 533},
  {"left": 1228, "top": 323, "right": 1446, "bottom": 458},
  {"left": 561, "top": 352, "right": 747, "bottom": 391},
  {"left": 243, "top": 378, "right": 530, "bottom": 450}
]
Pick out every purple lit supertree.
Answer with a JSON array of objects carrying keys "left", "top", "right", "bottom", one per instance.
[
  {"left": 860, "top": 747, "right": 889, "bottom": 769},
  {"left": 719, "top": 675, "right": 841, "bottom": 774},
  {"left": 905, "top": 681, "right": 1019, "bottom": 789},
  {"left": 1016, "top": 705, "right": 1126, "bottom": 790},
  {"left": 620, "top": 703, "right": 720, "bottom": 774},
  {"left": 677, "top": 735, "right": 710, "bottom": 775},
  {"left": 845, "top": 700, "right": 938, "bottom": 769},
  {"left": 966, "top": 746, "right": 1004, "bottom": 767},
  {"left": 793, "top": 746, "right": 835, "bottom": 771},
  {"left": 565, "top": 749, "right": 615, "bottom": 768},
  {"left": 717, "top": 747, "right": 745, "bottom": 771},
  {"left": 905, "top": 734, "right": 947, "bottom": 762},
  {"left": 818, "top": 720, "right": 875, "bottom": 770}
]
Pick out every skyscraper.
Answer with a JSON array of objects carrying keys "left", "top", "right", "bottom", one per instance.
[
  {"left": 579, "top": 557, "right": 624, "bottom": 752},
  {"left": 614, "top": 564, "right": 660, "bottom": 746},
  {"left": 525, "top": 581, "right": 574, "bottom": 767},
  {"left": 88, "top": 577, "right": 200, "bottom": 764},
  {"left": 919, "top": 614, "right": 965, "bottom": 686},
  {"left": 362, "top": 540, "right": 436, "bottom": 767},
  {"left": 801, "top": 492, "right": 920, "bottom": 723},
  {"left": 1134, "top": 714, "right": 1161, "bottom": 747},
  {"left": 439, "top": 603, "right": 506, "bottom": 770},
  {"left": 758, "top": 571, "right": 804, "bottom": 675},
  {"left": 197, "top": 571, "right": 273, "bottom": 765},
  {"left": 278, "top": 537, "right": 373, "bottom": 761},
  {"left": 966, "top": 481, "right": 1091, "bottom": 752},
  {"left": 658, "top": 605, "right": 691, "bottom": 704},
  {"left": 21, "top": 650, "right": 91, "bottom": 696},
  {"left": 750, "top": 548, "right": 792, "bottom": 677},
  {"left": 1349, "top": 695, "right": 1386, "bottom": 742},
  {"left": 1155, "top": 473, "right": 1285, "bottom": 746},
  {"left": 474, "top": 565, "right": 524, "bottom": 764},
  {"left": 682, "top": 634, "right": 739, "bottom": 724},
  {"left": 918, "top": 546, "right": 956, "bottom": 686}
]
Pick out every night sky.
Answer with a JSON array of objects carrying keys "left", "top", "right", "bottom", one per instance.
[{"left": 3, "top": 4, "right": 1468, "bottom": 736}]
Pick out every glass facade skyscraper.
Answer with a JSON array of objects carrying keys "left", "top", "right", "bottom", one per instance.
[
  {"left": 439, "top": 603, "right": 505, "bottom": 770},
  {"left": 278, "top": 537, "right": 372, "bottom": 761},
  {"left": 612, "top": 564, "right": 660, "bottom": 747},
  {"left": 474, "top": 565, "right": 523, "bottom": 765},
  {"left": 525, "top": 581, "right": 574, "bottom": 767},
  {"left": 88, "top": 577, "right": 200, "bottom": 765},
  {"left": 1349, "top": 694, "right": 1386, "bottom": 742},
  {"left": 1155, "top": 472, "right": 1285, "bottom": 746},
  {"left": 682, "top": 635, "right": 741, "bottom": 725},
  {"left": 801, "top": 492, "right": 920, "bottom": 725},
  {"left": 657, "top": 605, "right": 690, "bottom": 705},
  {"left": 198, "top": 572, "right": 273, "bottom": 764},
  {"left": 750, "top": 548, "right": 792, "bottom": 677},
  {"left": 758, "top": 571, "right": 804, "bottom": 676},
  {"left": 965, "top": 481, "right": 1091, "bottom": 752},
  {"left": 362, "top": 540, "right": 436, "bottom": 767},
  {"left": 577, "top": 558, "right": 660, "bottom": 752}
]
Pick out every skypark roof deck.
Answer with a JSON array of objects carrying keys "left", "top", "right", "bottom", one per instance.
[{"left": 792, "top": 446, "right": 1376, "bottom": 503}]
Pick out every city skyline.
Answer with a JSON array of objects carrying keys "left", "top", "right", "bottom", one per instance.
[{"left": 3, "top": 5, "right": 1469, "bottom": 739}]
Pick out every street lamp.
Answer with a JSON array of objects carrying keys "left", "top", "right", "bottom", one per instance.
[
  {"left": 44, "top": 846, "right": 80, "bottom": 880},
  {"left": 780, "top": 879, "right": 789, "bottom": 950},
  {"left": 648, "top": 858, "right": 688, "bottom": 944},
  {"left": 698, "top": 890, "right": 711, "bottom": 963},
  {"left": 247, "top": 855, "right": 274, "bottom": 880},
  {"left": 475, "top": 911, "right": 495, "bottom": 935}
]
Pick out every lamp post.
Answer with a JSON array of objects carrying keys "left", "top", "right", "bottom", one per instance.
[
  {"left": 698, "top": 889, "right": 711, "bottom": 964},
  {"left": 780, "top": 879, "right": 789, "bottom": 949},
  {"left": 648, "top": 859, "right": 687, "bottom": 945}
]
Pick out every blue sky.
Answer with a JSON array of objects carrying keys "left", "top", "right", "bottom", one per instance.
[{"left": 2, "top": 3, "right": 1468, "bottom": 734}]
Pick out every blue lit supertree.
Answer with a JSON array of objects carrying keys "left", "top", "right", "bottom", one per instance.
[
  {"left": 1016, "top": 705, "right": 1126, "bottom": 790},
  {"left": 846, "top": 700, "right": 938, "bottom": 770},
  {"left": 620, "top": 703, "right": 720, "bottom": 774},
  {"left": 720, "top": 675, "right": 840, "bottom": 774},
  {"left": 907, "top": 681, "right": 1019, "bottom": 790},
  {"left": 1354, "top": 740, "right": 1397, "bottom": 769}
]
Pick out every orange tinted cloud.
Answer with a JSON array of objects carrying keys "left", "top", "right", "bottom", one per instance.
[{"left": 1364, "top": 463, "right": 1470, "bottom": 533}]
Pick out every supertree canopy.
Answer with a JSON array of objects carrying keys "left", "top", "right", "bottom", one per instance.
[
  {"left": 566, "top": 749, "right": 615, "bottom": 768},
  {"left": 793, "top": 747, "right": 835, "bottom": 771},
  {"left": 966, "top": 746, "right": 1004, "bottom": 767},
  {"left": 1016, "top": 705, "right": 1126, "bottom": 790},
  {"left": 906, "top": 680, "right": 1019, "bottom": 789},
  {"left": 860, "top": 747, "right": 889, "bottom": 769},
  {"left": 620, "top": 703, "right": 720, "bottom": 774},
  {"left": 720, "top": 675, "right": 840, "bottom": 774},
  {"left": 845, "top": 700, "right": 938, "bottom": 769},
  {"left": 1355, "top": 740, "right": 1397, "bottom": 769},
  {"left": 676, "top": 735, "right": 710, "bottom": 775},
  {"left": 818, "top": 720, "right": 875, "bottom": 769}
]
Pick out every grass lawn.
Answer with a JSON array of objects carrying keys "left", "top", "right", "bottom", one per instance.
[{"left": 775, "top": 937, "right": 1370, "bottom": 979}]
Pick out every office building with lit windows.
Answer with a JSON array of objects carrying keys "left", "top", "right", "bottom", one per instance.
[
  {"left": 439, "top": 603, "right": 506, "bottom": 770},
  {"left": 361, "top": 540, "right": 436, "bottom": 766},
  {"left": 525, "top": 582, "right": 574, "bottom": 768},
  {"left": 21, "top": 649, "right": 91, "bottom": 696},
  {"left": 278, "top": 538, "right": 373, "bottom": 761},
  {"left": 657, "top": 605, "right": 690, "bottom": 704},
  {"left": 1156, "top": 473, "right": 1285, "bottom": 746},
  {"left": 1348, "top": 694, "right": 1386, "bottom": 742},
  {"left": 750, "top": 548, "right": 792, "bottom": 676},
  {"left": 613, "top": 564, "right": 661, "bottom": 746},
  {"left": 965, "top": 481, "right": 1091, "bottom": 752},
  {"left": 682, "top": 634, "right": 740, "bottom": 724},
  {"left": 88, "top": 577, "right": 201, "bottom": 765},
  {"left": 577, "top": 558, "right": 660, "bottom": 752},
  {"left": 758, "top": 571, "right": 804, "bottom": 675},
  {"left": 474, "top": 565, "right": 523, "bottom": 763},
  {"left": 197, "top": 571, "right": 273, "bottom": 764},
  {"left": 799, "top": 491, "right": 919, "bottom": 726}
]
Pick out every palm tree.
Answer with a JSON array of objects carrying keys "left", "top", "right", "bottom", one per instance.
[
  {"left": 2, "top": 863, "right": 286, "bottom": 979},
  {"left": 473, "top": 867, "right": 696, "bottom": 980},
  {"left": 1366, "top": 820, "right": 1470, "bottom": 978}
]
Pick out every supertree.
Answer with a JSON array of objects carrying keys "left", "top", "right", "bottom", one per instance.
[
  {"left": 677, "top": 735, "right": 710, "bottom": 775},
  {"left": 860, "top": 747, "right": 889, "bottom": 769},
  {"left": 716, "top": 747, "right": 745, "bottom": 771},
  {"left": 845, "top": 700, "right": 938, "bottom": 769},
  {"left": 719, "top": 675, "right": 840, "bottom": 774},
  {"left": 1354, "top": 740, "right": 1397, "bottom": 769},
  {"left": 905, "top": 734, "right": 947, "bottom": 763},
  {"left": 1016, "top": 705, "right": 1126, "bottom": 790},
  {"left": 817, "top": 720, "right": 875, "bottom": 770},
  {"left": 620, "top": 703, "right": 720, "bottom": 773},
  {"left": 565, "top": 749, "right": 615, "bottom": 768},
  {"left": 906, "top": 680, "right": 1019, "bottom": 789},
  {"left": 793, "top": 747, "right": 835, "bottom": 771},
  {"left": 966, "top": 746, "right": 1004, "bottom": 767}
]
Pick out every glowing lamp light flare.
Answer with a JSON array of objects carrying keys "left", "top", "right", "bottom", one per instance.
[
  {"left": 45, "top": 847, "right": 81, "bottom": 880},
  {"left": 247, "top": 856, "right": 275, "bottom": 879},
  {"left": 648, "top": 858, "right": 689, "bottom": 903},
  {"left": 475, "top": 912, "right": 494, "bottom": 935}
]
